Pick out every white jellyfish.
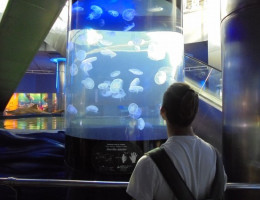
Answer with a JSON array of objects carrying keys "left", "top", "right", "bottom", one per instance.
[
  {"left": 80, "top": 57, "right": 96, "bottom": 74},
  {"left": 154, "top": 71, "right": 167, "bottom": 85},
  {"left": 130, "top": 107, "right": 142, "bottom": 119},
  {"left": 128, "top": 103, "right": 139, "bottom": 115},
  {"left": 86, "top": 105, "right": 99, "bottom": 113},
  {"left": 76, "top": 50, "right": 87, "bottom": 61},
  {"left": 122, "top": 9, "right": 135, "bottom": 21},
  {"left": 129, "top": 85, "right": 144, "bottom": 93},
  {"left": 110, "top": 70, "right": 121, "bottom": 78},
  {"left": 108, "top": 10, "right": 119, "bottom": 17},
  {"left": 129, "top": 68, "right": 143, "bottom": 75},
  {"left": 70, "top": 64, "right": 78, "bottom": 76},
  {"left": 147, "top": 43, "right": 166, "bottom": 61},
  {"left": 112, "top": 89, "right": 126, "bottom": 99},
  {"left": 81, "top": 77, "right": 95, "bottom": 89},
  {"left": 100, "top": 49, "right": 117, "bottom": 58},
  {"left": 98, "top": 81, "right": 110, "bottom": 90},
  {"left": 137, "top": 118, "right": 145, "bottom": 130},
  {"left": 72, "top": 6, "right": 84, "bottom": 12},
  {"left": 83, "top": 57, "right": 97, "bottom": 63},
  {"left": 88, "top": 5, "right": 103, "bottom": 20},
  {"left": 110, "top": 78, "right": 123, "bottom": 93},
  {"left": 67, "top": 104, "right": 78, "bottom": 115},
  {"left": 86, "top": 30, "right": 103, "bottom": 45},
  {"left": 80, "top": 61, "right": 93, "bottom": 75},
  {"left": 124, "top": 22, "right": 135, "bottom": 31},
  {"left": 130, "top": 78, "right": 140, "bottom": 87},
  {"left": 101, "top": 89, "right": 112, "bottom": 97}
]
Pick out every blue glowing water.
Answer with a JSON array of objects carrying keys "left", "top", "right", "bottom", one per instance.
[{"left": 67, "top": 0, "right": 183, "bottom": 141}]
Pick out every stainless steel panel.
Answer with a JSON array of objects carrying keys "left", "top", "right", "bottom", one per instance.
[
  {"left": 222, "top": 1, "right": 260, "bottom": 199},
  {"left": 221, "top": 0, "right": 259, "bottom": 20}
]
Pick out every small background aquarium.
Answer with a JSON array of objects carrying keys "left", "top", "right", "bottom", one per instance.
[{"left": 65, "top": 0, "right": 183, "bottom": 178}]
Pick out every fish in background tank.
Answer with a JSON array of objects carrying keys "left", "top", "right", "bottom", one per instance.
[{"left": 65, "top": 0, "right": 183, "bottom": 179}]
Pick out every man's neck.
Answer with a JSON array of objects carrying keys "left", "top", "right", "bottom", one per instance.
[{"left": 167, "top": 125, "right": 195, "bottom": 137}]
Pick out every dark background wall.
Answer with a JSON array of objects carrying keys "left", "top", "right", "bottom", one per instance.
[{"left": 15, "top": 73, "right": 56, "bottom": 93}]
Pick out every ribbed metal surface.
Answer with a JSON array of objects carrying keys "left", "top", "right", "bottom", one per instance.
[{"left": 0, "top": 0, "right": 67, "bottom": 112}]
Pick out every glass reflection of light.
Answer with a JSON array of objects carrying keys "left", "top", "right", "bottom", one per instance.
[
  {"left": 4, "top": 119, "right": 18, "bottom": 129},
  {"left": 86, "top": 29, "right": 103, "bottom": 45},
  {"left": 2, "top": 117, "right": 65, "bottom": 130},
  {"left": 147, "top": 32, "right": 184, "bottom": 78}
]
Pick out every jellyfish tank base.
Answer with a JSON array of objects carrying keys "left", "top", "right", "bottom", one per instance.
[{"left": 65, "top": 127, "right": 166, "bottom": 181}]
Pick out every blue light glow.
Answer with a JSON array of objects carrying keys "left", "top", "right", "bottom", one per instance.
[{"left": 50, "top": 57, "right": 66, "bottom": 63}]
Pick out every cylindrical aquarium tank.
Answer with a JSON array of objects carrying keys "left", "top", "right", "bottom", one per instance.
[{"left": 65, "top": 0, "right": 183, "bottom": 181}]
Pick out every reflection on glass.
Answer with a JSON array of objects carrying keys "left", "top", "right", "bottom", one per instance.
[
  {"left": 1, "top": 117, "right": 65, "bottom": 130},
  {"left": 184, "top": 55, "right": 222, "bottom": 105}
]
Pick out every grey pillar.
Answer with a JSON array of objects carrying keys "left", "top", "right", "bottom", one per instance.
[
  {"left": 221, "top": 0, "right": 260, "bottom": 199},
  {"left": 56, "top": 60, "right": 66, "bottom": 111},
  {"left": 51, "top": 57, "right": 66, "bottom": 111}
]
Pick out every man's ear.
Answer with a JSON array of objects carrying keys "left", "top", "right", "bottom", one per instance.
[{"left": 160, "top": 106, "right": 167, "bottom": 120}]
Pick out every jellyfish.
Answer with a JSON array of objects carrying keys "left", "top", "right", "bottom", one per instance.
[
  {"left": 80, "top": 61, "right": 93, "bottom": 75},
  {"left": 129, "top": 85, "right": 144, "bottom": 93},
  {"left": 130, "top": 78, "right": 140, "bottom": 87},
  {"left": 128, "top": 103, "right": 139, "bottom": 115},
  {"left": 87, "top": 5, "right": 103, "bottom": 20},
  {"left": 101, "top": 89, "right": 112, "bottom": 97},
  {"left": 81, "top": 77, "right": 95, "bottom": 89},
  {"left": 80, "top": 57, "right": 96, "bottom": 74},
  {"left": 110, "top": 78, "right": 123, "bottom": 93},
  {"left": 108, "top": 10, "right": 119, "bottom": 17},
  {"left": 133, "top": 38, "right": 145, "bottom": 46},
  {"left": 110, "top": 70, "right": 121, "bottom": 78},
  {"left": 76, "top": 50, "right": 87, "bottom": 61},
  {"left": 86, "top": 105, "right": 99, "bottom": 113},
  {"left": 154, "top": 71, "right": 167, "bottom": 85},
  {"left": 137, "top": 118, "right": 145, "bottom": 130},
  {"left": 100, "top": 49, "right": 117, "bottom": 58},
  {"left": 112, "top": 89, "right": 126, "bottom": 99},
  {"left": 67, "top": 104, "right": 78, "bottom": 115},
  {"left": 70, "top": 64, "right": 78, "bottom": 76},
  {"left": 98, "top": 81, "right": 110, "bottom": 90},
  {"left": 83, "top": 56, "right": 97, "bottom": 63},
  {"left": 130, "top": 107, "right": 142, "bottom": 119},
  {"left": 147, "top": 43, "right": 166, "bottom": 61},
  {"left": 122, "top": 9, "right": 135, "bottom": 21},
  {"left": 124, "top": 22, "right": 135, "bottom": 31},
  {"left": 129, "top": 68, "right": 143, "bottom": 75},
  {"left": 86, "top": 30, "right": 103, "bottom": 45},
  {"left": 72, "top": 6, "right": 84, "bottom": 12}
]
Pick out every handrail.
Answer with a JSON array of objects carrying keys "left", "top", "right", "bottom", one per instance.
[
  {"left": 0, "top": 177, "right": 260, "bottom": 190},
  {"left": 184, "top": 53, "right": 221, "bottom": 72}
]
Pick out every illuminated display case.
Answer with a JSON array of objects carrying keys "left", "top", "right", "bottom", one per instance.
[{"left": 65, "top": 0, "right": 183, "bottom": 180}]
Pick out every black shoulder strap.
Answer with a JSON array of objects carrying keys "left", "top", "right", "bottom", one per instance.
[
  {"left": 146, "top": 147, "right": 195, "bottom": 200},
  {"left": 208, "top": 149, "right": 225, "bottom": 200},
  {"left": 146, "top": 147, "right": 225, "bottom": 200}
]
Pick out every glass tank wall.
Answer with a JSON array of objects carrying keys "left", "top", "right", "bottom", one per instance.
[{"left": 65, "top": 0, "right": 183, "bottom": 179}]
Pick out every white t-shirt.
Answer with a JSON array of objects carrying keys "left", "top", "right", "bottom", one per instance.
[{"left": 127, "top": 135, "right": 227, "bottom": 200}]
